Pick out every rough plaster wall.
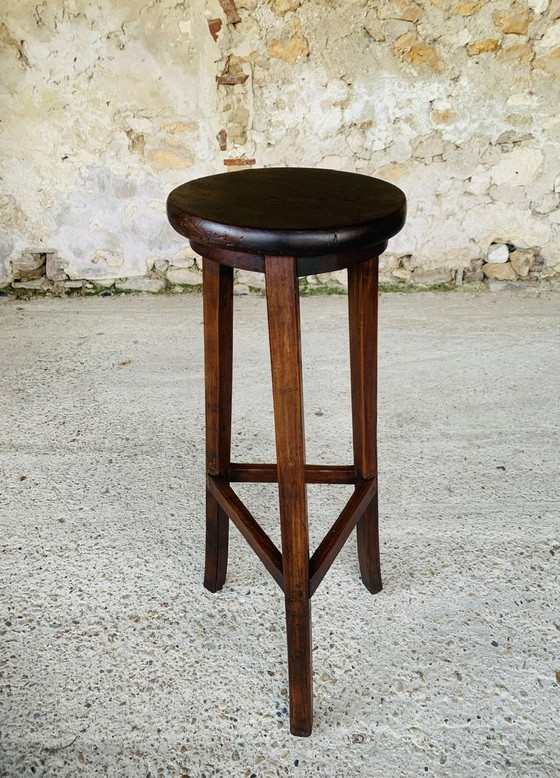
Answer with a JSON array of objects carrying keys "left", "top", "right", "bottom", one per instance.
[
  {"left": 0, "top": 0, "right": 559, "bottom": 290},
  {"left": 0, "top": 0, "right": 214, "bottom": 284}
]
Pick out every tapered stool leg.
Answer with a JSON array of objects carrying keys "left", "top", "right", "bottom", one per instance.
[
  {"left": 348, "top": 256, "right": 383, "bottom": 594},
  {"left": 202, "top": 257, "right": 234, "bottom": 592},
  {"left": 265, "top": 255, "right": 313, "bottom": 737}
]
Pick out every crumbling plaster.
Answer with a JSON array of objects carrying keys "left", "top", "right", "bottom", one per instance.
[{"left": 0, "top": 0, "right": 559, "bottom": 291}]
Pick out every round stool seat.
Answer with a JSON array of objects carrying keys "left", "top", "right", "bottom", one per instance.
[{"left": 167, "top": 168, "right": 406, "bottom": 271}]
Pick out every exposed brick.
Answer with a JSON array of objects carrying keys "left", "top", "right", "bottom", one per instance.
[
  {"left": 216, "top": 129, "right": 228, "bottom": 151},
  {"left": 223, "top": 158, "right": 256, "bottom": 166},
  {"left": 218, "top": 0, "right": 241, "bottom": 24},
  {"left": 208, "top": 18, "right": 222, "bottom": 42}
]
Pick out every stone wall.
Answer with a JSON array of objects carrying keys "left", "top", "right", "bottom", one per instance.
[{"left": 1, "top": 0, "right": 559, "bottom": 294}]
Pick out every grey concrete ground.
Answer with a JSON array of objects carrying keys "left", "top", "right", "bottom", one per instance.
[{"left": 0, "top": 291, "right": 558, "bottom": 778}]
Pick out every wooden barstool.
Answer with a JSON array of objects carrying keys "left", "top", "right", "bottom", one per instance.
[{"left": 167, "top": 168, "right": 406, "bottom": 736}]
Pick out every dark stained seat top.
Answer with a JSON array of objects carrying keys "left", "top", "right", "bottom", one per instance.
[{"left": 167, "top": 168, "right": 406, "bottom": 260}]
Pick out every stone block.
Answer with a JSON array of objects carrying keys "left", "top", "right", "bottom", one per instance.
[
  {"left": 170, "top": 251, "right": 196, "bottom": 268},
  {"left": 378, "top": 1, "right": 424, "bottom": 23},
  {"left": 489, "top": 184, "right": 529, "bottom": 208},
  {"left": 147, "top": 147, "right": 193, "bottom": 169},
  {"left": 532, "top": 193, "right": 560, "bottom": 214},
  {"left": 487, "top": 243, "right": 509, "bottom": 263},
  {"left": 493, "top": 11, "right": 532, "bottom": 35},
  {"left": 401, "top": 255, "right": 419, "bottom": 271},
  {"left": 270, "top": 0, "right": 301, "bottom": 15},
  {"left": 328, "top": 269, "right": 348, "bottom": 287},
  {"left": 432, "top": 108, "right": 455, "bottom": 124},
  {"left": 482, "top": 261, "right": 517, "bottom": 280},
  {"left": 411, "top": 267, "right": 453, "bottom": 286},
  {"left": 467, "top": 39, "right": 500, "bottom": 56},
  {"left": 463, "top": 259, "right": 484, "bottom": 283},
  {"left": 529, "top": 0, "right": 549, "bottom": 12},
  {"left": 452, "top": 1, "right": 483, "bottom": 16},
  {"left": 46, "top": 253, "right": 69, "bottom": 281},
  {"left": 537, "top": 21, "right": 560, "bottom": 50},
  {"left": 527, "top": 255, "right": 545, "bottom": 279},
  {"left": 533, "top": 48, "right": 560, "bottom": 78},
  {"left": 486, "top": 280, "right": 509, "bottom": 292},
  {"left": 267, "top": 19, "right": 309, "bottom": 64},
  {"left": 392, "top": 267, "right": 412, "bottom": 282},
  {"left": 497, "top": 43, "right": 534, "bottom": 63},
  {"left": 393, "top": 32, "right": 443, "bottom": 72},
  {"left": 236, "top": 269, "right": 266, "bottom": 289},
  {"left": 412, "top": 131, "right": 444, "bottom": 158},
  {"left": 13, "top": 278, "right": 53, "bottom": 291},
  {"left": 379, "top": 254, "right": 401, "bottom": 272},
  {"left": 92, "top": 279, "right": 115, "bottom": 289},
  {"left": 491, "top": 147, "right": 544, "bottom": 186},
  {"left": 509, "top": 249, "right": 535, "bottom": 277},
  {"left": 115, "top": 277, "right": 165, "bottom": 293},
  {"left": 12, "top": 252, "right": 46, "bottom": 282},
  {"left": 166, "top": 267, "right": 201, "bottom": 285}
]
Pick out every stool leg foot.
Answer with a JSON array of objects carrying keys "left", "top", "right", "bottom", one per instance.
[
  {"left": 204, "top": 489, "right": 229, "bottom": 592},
  {"left": 202, "top": 257, "right": 233, "bottom": 591},
  {"left": 356, "top": 489, "right": 382, "bottom": 594},
  {"left": 348, "top": 256, "right": 383, "bottom": 594},
  {"left": 266, "top": 255, "right": 313, "bottom": 738},
  {"left": 285, "top": 599, "right": 313, "bottom": 737}
]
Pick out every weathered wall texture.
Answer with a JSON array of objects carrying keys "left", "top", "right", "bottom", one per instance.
[{"left": 1, "top": 0, "right": 559, "bottom": 293}]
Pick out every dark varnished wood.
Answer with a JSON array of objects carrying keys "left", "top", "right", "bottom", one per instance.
[
  {"left": 204, "top": 492, "right": 229, "bottom": 594},
  {"left": 266, "top": 255, "right": 313, "bottom": 738},
  {"left": 168, "top": 168, "right": 406, "bottom": 259},
  {"left": 190, "top": 239, "right": 388, "bottom": 277},
  {"left": 168, "top": 167, "right": 407, "bottom": 737},
  {"left": 309, "top": 477, "right": 377, "bottom": 597},
  {"left": 207, "top": 476, "right": 284, "bottom": 589},
  {"left": 202, "top": 258, "right": 233, "bottom": 592},
  {"left": 228, "top": 463, "right": 358, "bottom": 484},
  {"left": 348, "top": 256, "right": 383, "bottom": 594}
]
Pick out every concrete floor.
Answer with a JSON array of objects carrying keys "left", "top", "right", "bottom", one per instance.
[{"left": 0, "top": 290, "right": 558, "bottom": 778}]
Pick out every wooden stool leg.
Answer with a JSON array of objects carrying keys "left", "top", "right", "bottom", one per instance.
[
  {"left": 348, "top": 256, "right": 383, "bottom": 594},
  {"left": 265, "top": 255, "right": 313, "bottom": 738},
  {"left": 202, "top": 257, "right": 233, "bottom": 592}
]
